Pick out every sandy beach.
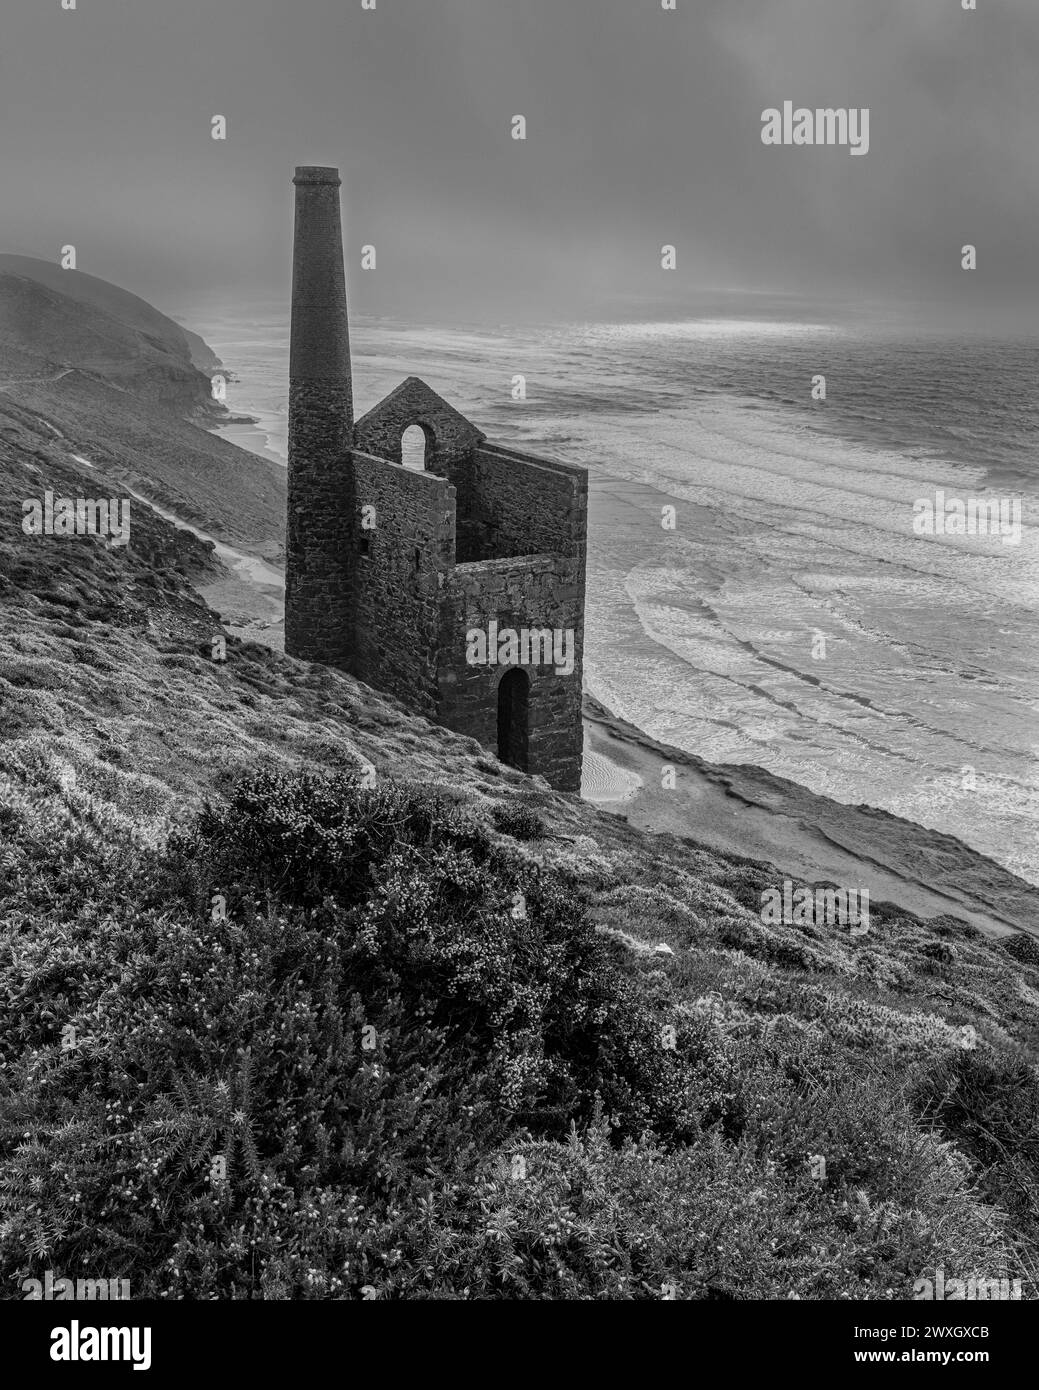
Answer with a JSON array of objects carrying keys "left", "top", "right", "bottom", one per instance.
[
  {"left": 209, "top": 416, "right": 290, "bottom": 471},
  {"left": 582, "top": 694, "right": 1039, "bottom": 939}
]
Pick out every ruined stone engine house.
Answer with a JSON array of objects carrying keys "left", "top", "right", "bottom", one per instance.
[{"left": 285, "top": 166, "right": 587, "bottom": 792}]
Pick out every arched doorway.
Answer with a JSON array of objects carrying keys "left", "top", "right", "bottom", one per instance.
[
  {"left": 401, "top": 424, "right": 427, "bottom": 470},
  {"left": 497, "top": 668, "right": 529, "bottom": 772}
]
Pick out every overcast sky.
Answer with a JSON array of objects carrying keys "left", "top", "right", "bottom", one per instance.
[{"left": 3, "top": 0, "right": 1038, "bottom": 327}]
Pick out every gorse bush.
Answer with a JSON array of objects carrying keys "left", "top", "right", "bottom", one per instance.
[
  {"left": 0, "top": 769, "right": 1033, "bottom": 1298},
  {"left": 910, "top": 1049, "right": 1039, "bottom": 1259},
  {"left": 491, "top": 801, "right": 547, "bottom": 841},
  {"left": 0, "top": 770, "right": 692, "bottom": 1298},
  {"left": 163, "top": 770, "right": 696, "bottom": 1141}
]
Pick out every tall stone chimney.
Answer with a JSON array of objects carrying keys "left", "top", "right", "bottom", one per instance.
[{"left": 285, "top": 165, "right": 356, "bottom": 667}]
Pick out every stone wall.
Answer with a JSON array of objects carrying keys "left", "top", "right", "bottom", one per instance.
[
  {"left": 460, "top": 445, "right": 588, "bottom": 565},
  {"left": 354, "top": 377, "right": 484, "bottom": 471},
  {"left": 285, "top": 380, "right": 355, "bottom": 669},
  {"left": 350, "top": 448, "right": 455, "bottom": 716},
  {"left": 289, "top": 346, "right": 588, "bottom": 791},
  {"left": 438, "top": 552, "right": 585, "bottom": 791}
]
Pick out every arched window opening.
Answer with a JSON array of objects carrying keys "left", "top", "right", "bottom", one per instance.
[{"left": 401, "top": 425, "right": 427, "bottom": 471}]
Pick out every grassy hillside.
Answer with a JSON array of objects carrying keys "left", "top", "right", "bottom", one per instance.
[
  {"left": 1, "top": 406, "right": 1037, "bottom": 1299},
  {"left": 0, "top": 368, "right": 285, "bottom": 554},
  {"left": 0, "top": 272, "right": 214, "bottom": 417},
  {"left": 0, "top": 275, "right": 285, "bottom": 553},
  {"left": 0, "top": 255, "right": 220, "bottom": 374}
]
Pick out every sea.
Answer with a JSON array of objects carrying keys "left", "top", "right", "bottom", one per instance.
[{"left": 176, "top": 301, "right": 1039, "bottom": 887}]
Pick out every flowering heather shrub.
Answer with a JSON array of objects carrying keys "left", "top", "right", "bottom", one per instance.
[
  {"left": 1002, "top": 932, "right": 1039, "bottom": 968},
  {"left": 492, "top": 802, "right": 546, "bottom": 841},
  {"left": 0, "top": 768, "right": 1032, "bottom": 1299},
  {"left": 387, "top": 1121, "right": 1003, "bottom": 1302},
  {"left": 0, "top": 770, "right": 698, "bottom": 1297},
  {"left": 161, "top": 770, "right": 697, "bottom": 1141},
  {"left": 910, "top": 1050, "right": 1039, "bottom": 1263}
]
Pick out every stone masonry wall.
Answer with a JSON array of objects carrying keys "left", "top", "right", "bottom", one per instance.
[
  {"left": 354, "top": 377, "right": 484, "bottom": 470},
  {"left": 285, "top": 381, "right": 355, "bottom": 669},
  {"left": 462, "top": 445, "right": 588, "bottom": 566},
  {"left": 350, "top": 448, "right": 456, "bottom": 717},
  {"left": 291, "top": 345, "right": 587, "bottom": 790},
  {"left": 438, "top": 552, "right": 585, "bottom": 792}
]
